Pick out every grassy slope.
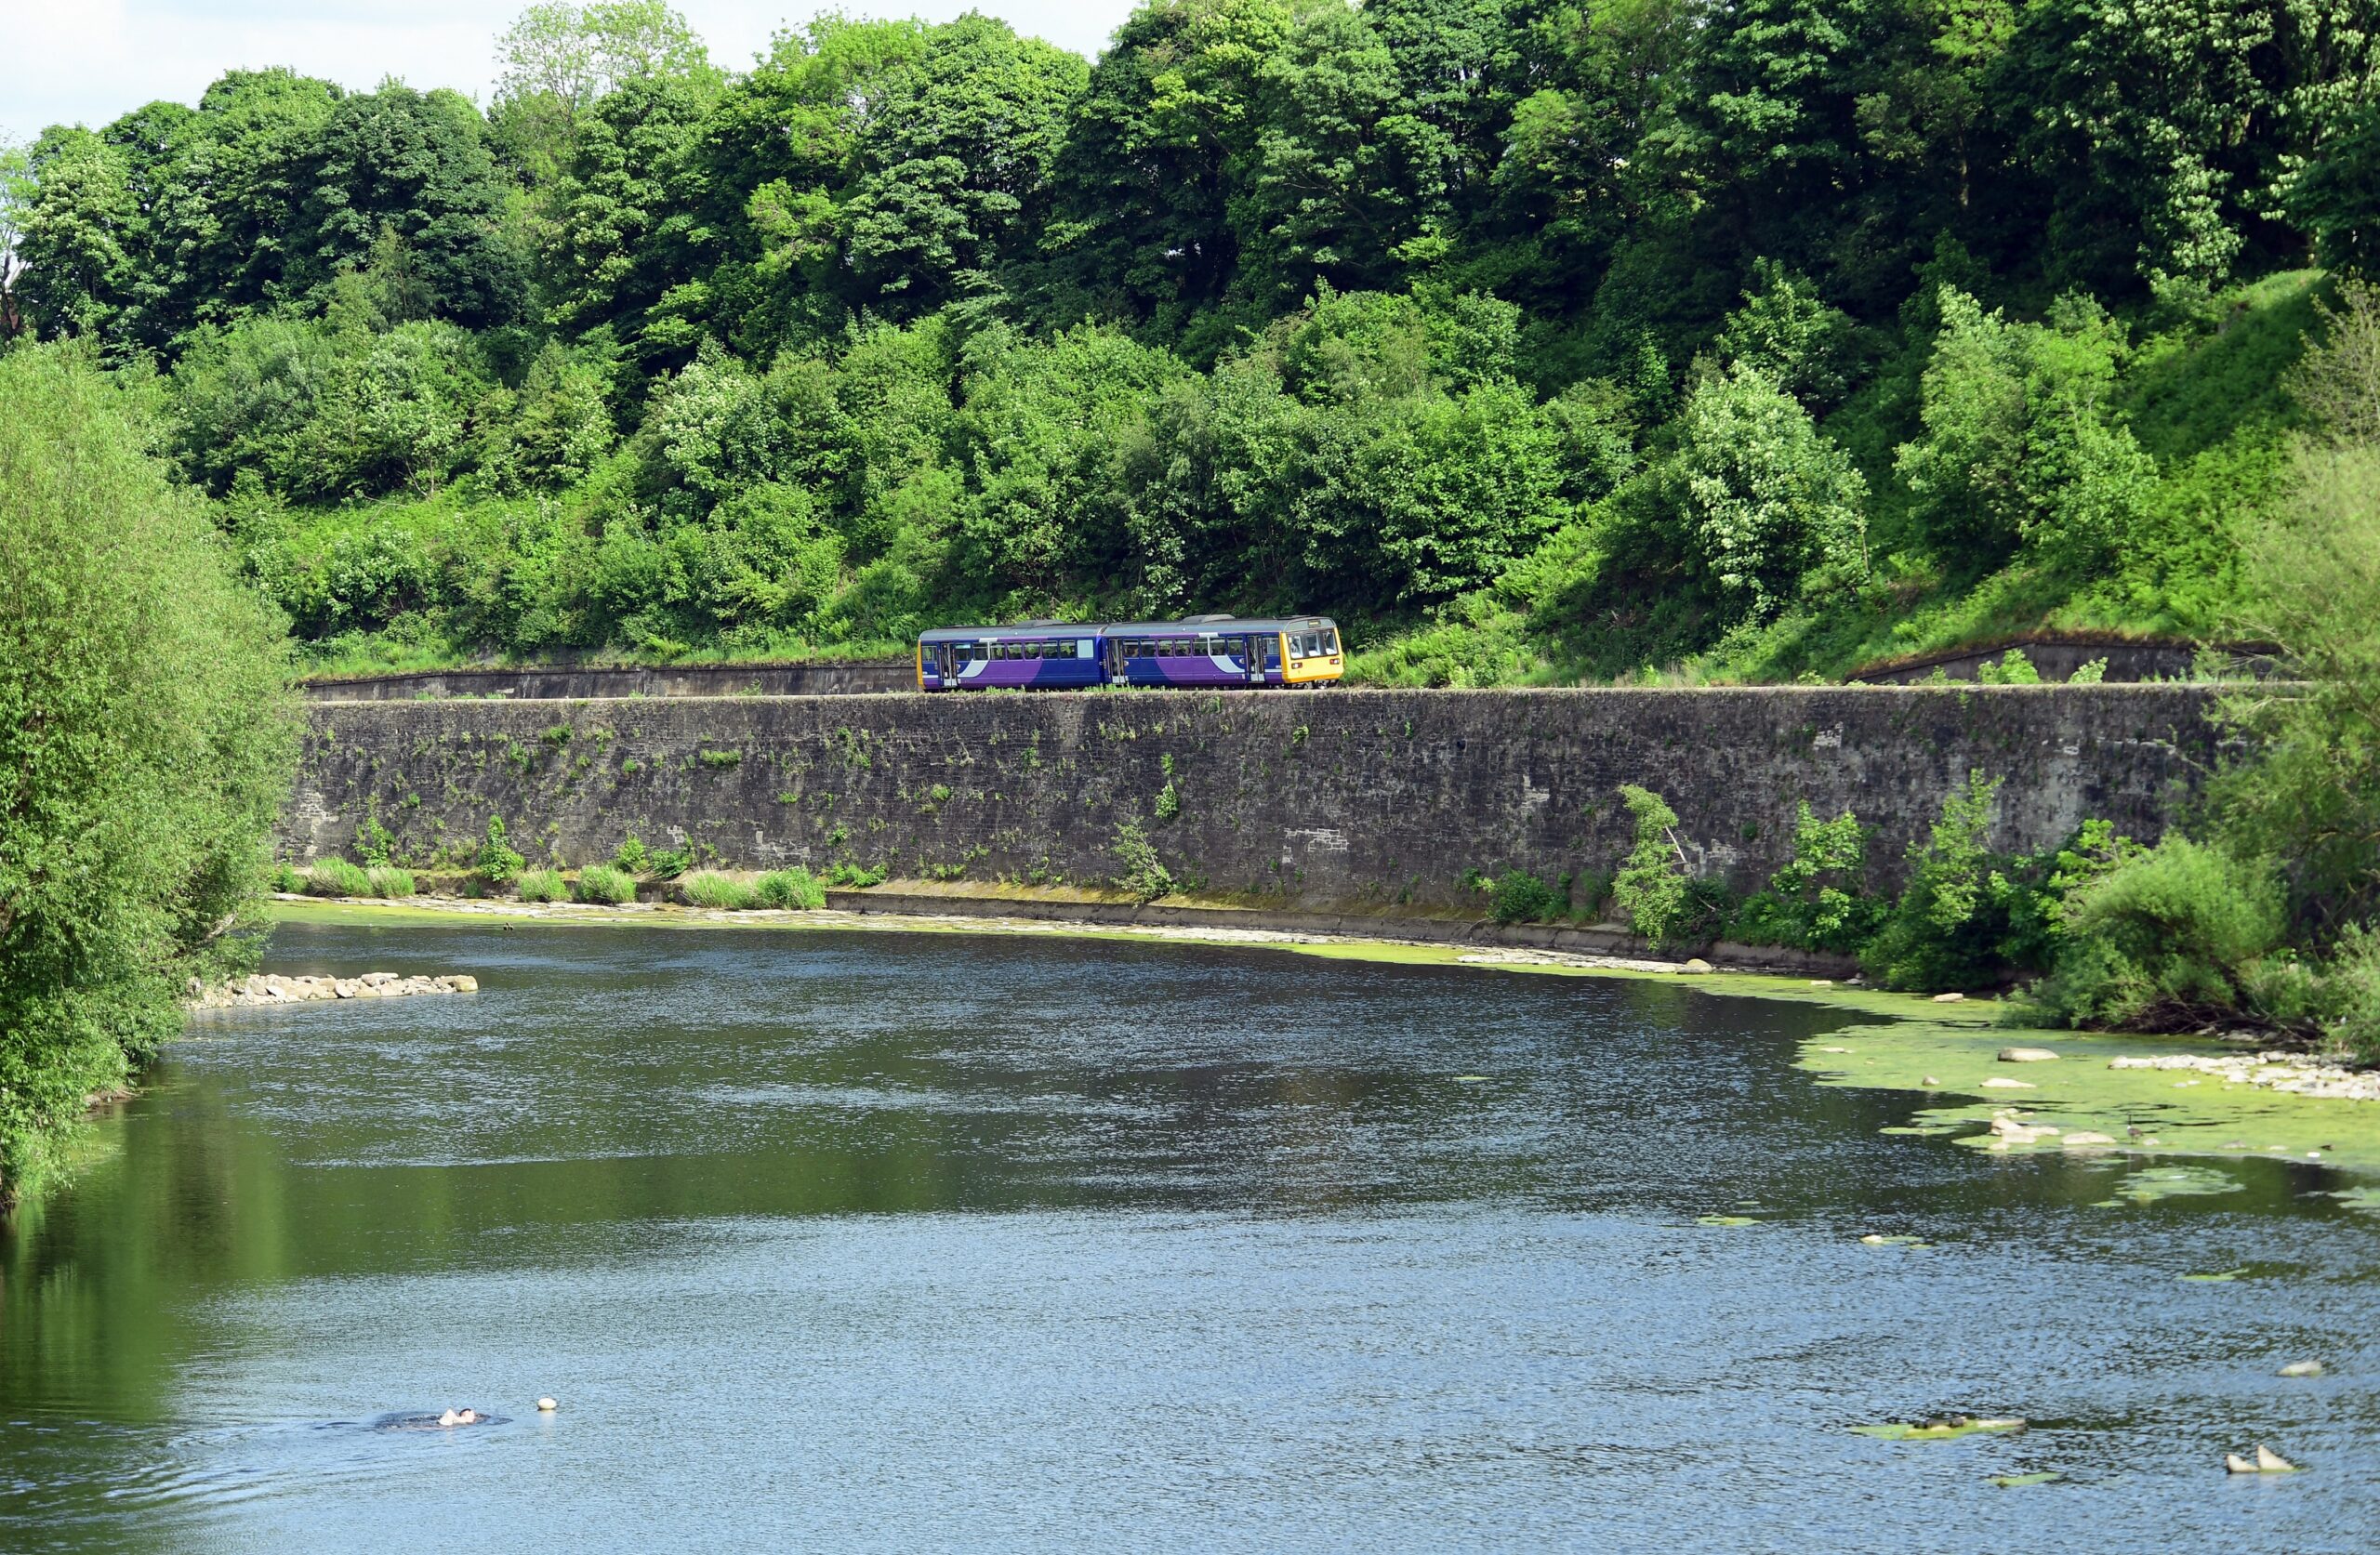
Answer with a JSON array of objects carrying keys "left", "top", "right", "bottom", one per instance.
[{"left": 1349, "top": 272, "right": 2326, "bottom": 689}]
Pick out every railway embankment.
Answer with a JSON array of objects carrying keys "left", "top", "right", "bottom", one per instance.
[{"left": 284, "top": 684, "right": 2230, "bottom": 911}]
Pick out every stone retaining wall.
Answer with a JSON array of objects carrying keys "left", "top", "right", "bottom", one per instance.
[{"left": 284, "top": 685, "right": 2232, "bottom": 909}]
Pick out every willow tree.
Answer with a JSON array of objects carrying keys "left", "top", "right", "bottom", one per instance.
[{"left": 0, "top": 345, "right": 298, "bottom": 1201}]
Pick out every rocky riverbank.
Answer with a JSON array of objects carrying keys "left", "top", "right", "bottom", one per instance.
[
  {"left": 2110, "top": 1050, "right": 2380, "bottom": 1102},
  {"left": 189, "top": 971, "right": 478, "bottom": 1008}
]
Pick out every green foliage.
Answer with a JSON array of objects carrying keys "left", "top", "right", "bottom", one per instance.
[
  {"left": 476, "top": 815, "right": 526, "bottom": 885},
  {"left": 1732, "top": 803, "right": 1881, "bottom": 954},
  {"left": 1895, "top": 292, "right": 2156, "bottom": 577},
  {"left": 1154, "top": 781, "right": 1181, "bottom": 822},
  {"left": 1112, "top": 822, "right": 1174, "bottom": 903},
  {"left": 648, "top": 844, "right": 694, "bottom": 880},
  {"left": 2030, "top": 836, "right": 2292, "bottom": 1031},
  {"left": 11, "top": 1, "right": 2379, "bottom": 704},
  {"left": 515, "top": 867, "right": 568, "bottom": 903},
  {"left": 681, "top": 871, "right": 759, "bottom": 909},
  {"left": 366, "top": 865, "right": 417, "bottom": 898},
  {"left": 0, "top": 345, "right": 298, "bottom": 1199},
  {"left": 1490, "top": 871, "right": 1559, "bottom": 925},
  {"left": 1862, "top": 771, "right": 2059, "bottom": 992},
  {"left": 307, "top": 858, "right": 375, "bottom": 898},
  {"left": 573, "top": 863, "right": 638, "bottom": 903},
  {"left": 612, "top": 835, "right": 649, "bottom": 874},
  {"left": 754, "top": 867, "right": 826, "bottom": 910},
  {"left": 1675, "top": 363, "right": 1870, "bottom": 619},
  {"left": 821, "top": 862, "right": 885, "bottom": 887},
  {"left": 355, "top": 815, "right": 399, "bottom": 866},
  {"left": 1612, "top": 784, "right": 1691, "bottom": 945},
  {"left": 1974, "top": 649, "right": 2042, "bottom": 685}
]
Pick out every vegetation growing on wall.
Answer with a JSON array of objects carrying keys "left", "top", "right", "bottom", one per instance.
[{"left": 3, "top": 0, "right": 2374, "bottom": 683}]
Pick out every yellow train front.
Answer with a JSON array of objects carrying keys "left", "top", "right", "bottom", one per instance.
[{"left": 918, "top": 615, "right": 1344, "bottom": 690}]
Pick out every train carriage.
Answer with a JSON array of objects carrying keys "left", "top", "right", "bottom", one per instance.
[{"left": 918, "top": 615, "right": 1342, "bottom": 692}]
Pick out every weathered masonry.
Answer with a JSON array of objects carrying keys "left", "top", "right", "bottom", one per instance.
[{"left": 284, "top": 685, "right": 2230, "bottom": 906}]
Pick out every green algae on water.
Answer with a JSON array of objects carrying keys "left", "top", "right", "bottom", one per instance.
[
  {"left": 1990, "top": 1471, "right": 2062, "bottom": 1487},
  {"left": 2108, "top": 1166, "right": 2244, "bottom": 1205},
  {"left": 1792, "top": 1012, "right": 2380, "bottom": 1183},
  {"left": 1852, "top": 1417, "right": 2026, "bottom": 1442}
]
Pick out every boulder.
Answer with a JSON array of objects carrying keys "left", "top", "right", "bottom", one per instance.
[{"left": 1998, "top": 1047, "right": 2058, "bottom": 1063}]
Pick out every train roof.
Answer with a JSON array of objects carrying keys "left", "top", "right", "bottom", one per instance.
[{"left": 918, "top": 615, "right": 1335, "bottom": 643}]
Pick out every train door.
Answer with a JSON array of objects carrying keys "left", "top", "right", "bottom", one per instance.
[{"left": 1240, "top": 635, "right": 1265, "bottom": 685}]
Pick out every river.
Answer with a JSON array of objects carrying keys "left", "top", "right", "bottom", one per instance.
[{"left": 4, "top": 916, "right": 2375, "bottom": 1550}]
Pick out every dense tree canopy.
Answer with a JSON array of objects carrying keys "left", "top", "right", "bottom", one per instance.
[{"left": 4, "top": 0, "right": 2375, "bottom": 681}]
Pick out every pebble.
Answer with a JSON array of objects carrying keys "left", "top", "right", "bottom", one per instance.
[
  {"left": 2279, "top": 1361, "right": 2323, "bottom": 1378},
  {"left": 537, "top": 1396, "right": 559, "bottom": 1412},
  {"left": 187, "top": 972, "right": 477, "bottom": 1008},
  {"left": 2111, "top": 1050, "right": 2380, "bottom": 1103},
  {"left": 1997, "top": 1047, "right": 2058, "bottom": 1063},
  {"left": 1979, "top": 1076, "right": 2035, "bottom": 1088}
]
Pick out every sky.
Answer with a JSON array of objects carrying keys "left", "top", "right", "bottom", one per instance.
[{"left": 2, "top": 0, "right": 1140, "bottom": 142}]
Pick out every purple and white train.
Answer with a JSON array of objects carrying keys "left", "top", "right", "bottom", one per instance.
[{"left": 917, "top": 615, "right": 1344, "bottom": 692}]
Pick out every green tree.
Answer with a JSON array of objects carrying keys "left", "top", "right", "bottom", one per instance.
[
  {"left": 0, "top": 346, "right": 298, "bottom": 1200},
  {"left": 1894, "top": 288, "right": 2154, "bottom": 573},
  {"left": 492, "top": 0, "right": 715, "bottom": 183},
  {"left": 1675, "top": 362, "right": 1870, "bottom": 618}
]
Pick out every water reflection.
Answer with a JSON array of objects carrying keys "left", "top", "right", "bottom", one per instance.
[{"left": 4, "top": 920, "right": 2376, "bottom": 1551}]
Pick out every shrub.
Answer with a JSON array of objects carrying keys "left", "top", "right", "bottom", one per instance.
[
  {"left": 366, "top": 865, "right": 416, "bottom": 898},
  {"left": 2325, "top": 924, "right": 2380, "bottom": 1062},
  {"left": 356, "top": 815, "right": 398, "bottom": 866},
  {"left": 1113, "top": 823, "right": 1174, "bottom": 903},
  {"left": 613, "top": 836, "right": 650, "bottom": 874},
  {"left": 268, "top": 862, "right": 307, "bottom": 894},
  {"left": 755, "top": 867, "right": 826, "bottom": 910},
  {"left": 1613, "top": 784, "right": 1691, "bottom": 944},
  {"left": 2029, "top": 836, "right": 2290, "bottom": 1031},
  {"left": 1731, "top": 803, "right": 1880, "bottom": 954},
  {"left": 477, "top": 816, "right": 525, "bottom": 885},
  {"left": 308, "top": 858, "right": 375, "bottom": 897},
  {"left": 649, "top": 844, "right": 694, "bottom": 880},
  {"left": 1491, "top": 871, "right": 1559, "bottom": 924},
  {"left": 574, "top": 863, "right": 638, "bottom": 904},
  {"left": 515, "top": 868, "right": 568, "bottom": 903},
  {"left": 823, "top": 862, "right": 886, "bottom": 887},
  {"left": 1862, "top": 771, "right": 2056, "bottom": 992},
  {"left": 681, "top": 872, "right": 759, "bottom": 909}
]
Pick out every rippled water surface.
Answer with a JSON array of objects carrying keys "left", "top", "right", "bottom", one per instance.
[{"left": 6, "top": 918, "right": 2379, "bottom": 1551}]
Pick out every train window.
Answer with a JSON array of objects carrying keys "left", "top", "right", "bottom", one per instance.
[{"left": 1321, "top": 627, "right": 1340, "bottom": 655}]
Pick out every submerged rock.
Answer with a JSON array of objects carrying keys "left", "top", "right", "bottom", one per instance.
[{"left": 2278, "top": 1361, "right": 2324, "bottom": 1378}]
